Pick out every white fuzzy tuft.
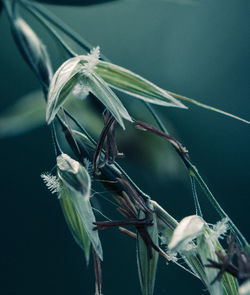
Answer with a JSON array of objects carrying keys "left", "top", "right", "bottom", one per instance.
[
  {"left": 72, "top": 81, "right": 90, "bottom": 100},
  {"left": 210, "top": 217, "right": 229, "bottom": 241},
  {"left": 82, "top": 46, "right": 100, "bottom": 77},
  {"left": 41, "top": 172, "right": 61, "bottom": 195}
]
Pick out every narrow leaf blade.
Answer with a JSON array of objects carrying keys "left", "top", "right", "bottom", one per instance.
[
  {"left": 137, "top": 208, "right": 159, "bottom": 295},
  {"left": 88, "top": 73, "right": 133, "bottom": 129},
  {"left": 66, "top": 187, "right": 103, "bottom": 260},
  {"left": 96, "top": 61, "right": 187, "bottom": 109},
  {"left": 57, "top": 154, "right": 103, "bottom": 260},
  {"left": 60, "top": 187, "right": 91, "bottom": 264},
  {"left": 46, "top": 57, "right": 81, "bottom": 123}
]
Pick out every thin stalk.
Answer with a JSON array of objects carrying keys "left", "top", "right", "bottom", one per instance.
[
  {"left": 190, "top": 175, "right": 203, "bottom": 217},
  {"left": 20, "top": 2, "right": 77, "bottom": 57},
  {"left": 144, "top": 102, "right": 249, "bottom": 251},
  {"left": 168, "top": 91, "right": 250, "bottom": 125},
  {"left": 16, "top": 0, "right": 249, "bottom": 251},
  {"left": 51, "top": 122, "right": 62, "bottom": 156},
  {"left": 63, "top": 111, "right": 150, "bottom": 200},
  {"left": 21, "top": 0, "right": 109, "bottom": 60}
]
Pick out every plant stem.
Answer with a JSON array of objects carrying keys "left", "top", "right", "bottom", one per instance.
[
  {"left": 20, "top": 2, "right": 77, "bottom": 57},
  {"left": 168, "top": 91, "right": 250, "bottom": 124},
  {"left": 17, "top": 0, "right": 250, "bottom": 251},
  {"left": 144, "top": 102, "right": 250, "bottom": 251},
  {"left": 21, "top": 0, "right": 109, "bottom": 60}
]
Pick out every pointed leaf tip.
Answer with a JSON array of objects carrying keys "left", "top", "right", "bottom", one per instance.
[{"left": 96, "top": 61, "right": 187, "bottom": 109}]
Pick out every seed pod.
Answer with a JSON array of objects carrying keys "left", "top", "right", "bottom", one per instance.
[{"left": 11, "top": 17, "right": 53, "bottom": 87}]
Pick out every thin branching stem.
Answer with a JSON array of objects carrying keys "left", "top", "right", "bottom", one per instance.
[
  {"left": 144, "top": 102, "right": 250, "bottom": 251},
  {"left": 13, "top": 0, "right": 249, "bottom": 253}
]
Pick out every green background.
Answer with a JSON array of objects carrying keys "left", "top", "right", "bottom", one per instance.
[{"left": 0, "top": 0, "right": 249, "bottom": 294}]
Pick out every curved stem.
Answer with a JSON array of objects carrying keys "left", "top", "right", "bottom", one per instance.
[
  {"left": 144, "top": 102, "right": 249, "bottom": 250},
  {"left": 21, "top": 0, "right": 110, "bottom": 60},
  {"left": 14, "top": 0, "right": 249, "bottom": 251}
]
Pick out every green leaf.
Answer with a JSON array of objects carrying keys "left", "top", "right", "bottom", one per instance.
[
  {"left": 87, "top": 72, "right": 133, "bottom": 129},
  {"left": 72, "top": 130, "right": 95, "bottom": 150},
  {"left": 136, "top": 205, "right": 159, "bottom": 295},
  {"left": 47, "top": 55, "right": 132, "bottom": 129},
  {"left": 34, "top": 0, "right": 118, "bottom": 6},
  {"left": 0, "top": 90, "right": 45, "bottom": 138},
  {"left": 64, "top": 186, "right": 103, "bottom": 260},
  {"left": 151, "top": 200, "right": 178, "bottom": 243},
  {"left": 60, "top": 187, "right": 91, "bottom": 264},
  {"left": 96, "top": 61, "right": 187, "bottom": 109},
  {"left": 46, "top": 57, "right": 82, "bottom": 123},
  {"left": 57, "top": 153, "right": 103, "bottom": 260},
  {"left": 197, "top": 228, "right": 225, "bottom": 295},
  {"left": 168, "top": 91, "right": 250, "bottom": 124}
]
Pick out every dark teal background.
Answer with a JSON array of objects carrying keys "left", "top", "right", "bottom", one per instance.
[{"left": 0, "top": 0, "right": 250, "bottom": 294}]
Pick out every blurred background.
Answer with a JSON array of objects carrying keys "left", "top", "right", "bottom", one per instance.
[{"left": 0, "top": 0, "right": 249, "bottom": 294}]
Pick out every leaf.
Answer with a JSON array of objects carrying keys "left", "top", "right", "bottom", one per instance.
[
  {"left": 96, "top": 61, "right": 187, "bottom": 109},
  {"left": 136, "top": 206, "right": 159, "bottom": 295},
  {"left": 168, "top": 215, "right": 205, "bottom": 251},
  {"left": 0, "top": 90, "right": 45, "bottom": 138},
  {"left": 34, "top": 0, "right": 118, "bottom": 6},
  {"left": 72, "top": 130, "right": 95, "bottom": 152},
  {"left": 46, "top": 56, "right": 82, "bottom": 123},
  {"left": 57, "top": 153, "right": 103, "bottom": 260},
  {"left": 47, "top": 56, "right": 132, "bottom": 129},
  {"left": 60, "top": 187, "right": 91, "bottom": 264},
  {"left": 151, "top": 200, "right": 178, "bottom": 243},
  {"left": 168, "top": 91, "right": 250, "bottom": 124},
  {"left": 65, "top": 187, "right": 103, "bottom": 260},
  {"left": 197, "top": 229, "right": 224, "bottom": 295},
  {"left": 87, "top": 72, "right": 133, "bottom": 129}
]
